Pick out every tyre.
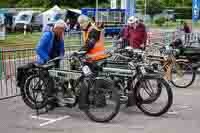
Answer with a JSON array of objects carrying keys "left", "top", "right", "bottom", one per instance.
[
  {"left": 137, "top": 80, "right": 162, "bottom": 104},
  {"left": 134, "top": 76, "right": 173, "bottom": 116},
  {"left": 85, "top": 78, "right": 120, "bottom": 122},
  {"left": 171, "top": 61, "right": 196, "bottom": 88},
  {"left": 22, "top": 74, "right": 52, "bottom": 110}
]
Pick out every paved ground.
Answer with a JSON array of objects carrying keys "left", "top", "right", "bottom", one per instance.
[{"left": 0, "top": 76, "right": 200, "bottom": 133}]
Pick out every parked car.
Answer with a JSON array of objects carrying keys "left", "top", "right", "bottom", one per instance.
[
  {"left": 154, "top": 10, "right": 176, "bottom": 22},
  {"left": 13, "top": 11, "right": 42, "bottom": 32},
  {"left": 163, "top": 10, "right": 176, "bottom": 21}
]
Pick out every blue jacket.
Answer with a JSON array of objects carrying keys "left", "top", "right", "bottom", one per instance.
[{"left": 36, "top": 31, "right": 65, "bottom": 64}]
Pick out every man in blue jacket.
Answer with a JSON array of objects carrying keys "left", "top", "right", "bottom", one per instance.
[{"left": 36, "top": 20, "right": 65, "bottom": 65}]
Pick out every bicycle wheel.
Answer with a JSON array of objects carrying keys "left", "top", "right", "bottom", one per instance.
[
  {"left": 171, "top": 61, "right": 196, "bottom": 88},
  {"left": 85, "top": 78, "right": 120, "bottom": 122},
  {"left": 22, "top": 74, "right": 51, "bottom": 110},
  {"left": 134, "top": 75, "right": 173, "bottom": 116}
]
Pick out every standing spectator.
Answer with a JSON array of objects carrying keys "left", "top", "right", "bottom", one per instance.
[
  {"left": 180, "top": 21, "right": 191, "bottom": 43},
  {"left": 119, "top": 16, "right": 147, "bottom": 50},
  {"left": 118, "top": 16, "right": 147, "bottom": 107},
  {"left": 181, "top": 21, "right": 191, "bottom": 33}
]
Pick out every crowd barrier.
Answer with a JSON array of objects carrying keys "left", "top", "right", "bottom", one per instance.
[{"left": 0, "top": 31, "right": 200, "bottom": 100}]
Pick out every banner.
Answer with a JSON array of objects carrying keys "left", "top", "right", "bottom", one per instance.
[{"left": 192, "top": 0, "right": 200, "bottom": 22}]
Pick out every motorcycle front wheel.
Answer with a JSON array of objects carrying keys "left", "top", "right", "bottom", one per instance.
[{"left": 84, "top": 78, "right": 120, "bottom": 123}]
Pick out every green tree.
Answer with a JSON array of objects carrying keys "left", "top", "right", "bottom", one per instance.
[
  {"left": 185, "top": 0, "right": 192, "bottom": 6},
  {"left": 0, "top": 0, "right": 109, "bottom": 8},
  {"left": 147, "top": 0, "right": 164, "bottom": 18}
]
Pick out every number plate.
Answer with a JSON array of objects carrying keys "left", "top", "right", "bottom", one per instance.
[
  {"left": 140, "top": 66, "right": 146, "bottom": 74},
  {"left": 82, "top": 65, "right": 92, "bottom": 75}
]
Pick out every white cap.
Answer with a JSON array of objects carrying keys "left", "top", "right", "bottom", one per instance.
[
  {"left": 54, "top": 19, "right": 66, "bottom": 28},
  {"left": 127, "top": 16, "right": 139, "bottom": 24}
]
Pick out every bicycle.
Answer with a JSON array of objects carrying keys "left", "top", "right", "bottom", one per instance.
[{"left": 146, "top": 44, "right": 196, "bottom": 88}]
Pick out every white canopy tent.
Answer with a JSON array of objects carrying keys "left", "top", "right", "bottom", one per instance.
[
  {"left": 41, "top": 5, "right": 66, "bottom": 26},
  {"left": 67, "top": 9, "right": 81, "bottom": 15}
]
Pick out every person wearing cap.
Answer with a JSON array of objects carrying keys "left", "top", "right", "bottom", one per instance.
[
  {"left": 120, "top": 16, "right": 147, "bottom": 50},
  {"left": 78, "top": 15, "right": 108, "bottom": 62},
  {"left": 36, "top": 20, "right": 65, "bottom": 65}
]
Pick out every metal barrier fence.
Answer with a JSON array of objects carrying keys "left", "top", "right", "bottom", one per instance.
[
  {"left": 147, "top": 31, "right": 200, "bottom": 46},
  {"left": 147, "top": 31, "right": 180, "bottom": 45},
  {"left": 184, "top": 32, "right": 200, "bottom": 45},
  {"left": 0, "top": 31, "right": 200, "bottom": 100},
  {"left": 0, "top": 46, "right": 81, "bottom": 100}
]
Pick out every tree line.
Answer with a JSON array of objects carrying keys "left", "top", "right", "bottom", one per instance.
[{"left": 0, "top": 0, "right": 192, "bottom": 8}]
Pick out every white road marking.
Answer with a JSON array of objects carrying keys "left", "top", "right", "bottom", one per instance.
[
  {"left": 31, "top": 115, "right": 54, "bottom": 121},
  {"left": 167, "top": 105, "right": 192, "bottom": 115},
  {"left": 167, "top": 109, "right": 179, "bottom": 115},
  {"left": 177, "top": 105, "right": 193, "bottom": 111},
  {"left": 40, "top": 116, "right": 70, "bottom": 127},
  {"left": 178, "top": 105, "right": 190, "bottom": 109},
  {"left": 31, "top": 115, "right": 70, "bottom": 127},
  {"left": 128, "top": 126, "right": 145, "bottom": 129},
  {"left": 182, "top": 93, "right": 193, "bottom": 96}
]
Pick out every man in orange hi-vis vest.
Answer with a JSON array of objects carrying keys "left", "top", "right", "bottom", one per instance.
[
  {"left": 78, "top": 15, "right": 109, "bottom": 62},
  {"left": 76, "top": 15, "right": 109, "bottom": 110}
]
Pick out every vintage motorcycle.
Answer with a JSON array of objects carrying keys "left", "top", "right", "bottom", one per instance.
[{"left": 17, "top": 52, "right": 120, "bottom": 123}]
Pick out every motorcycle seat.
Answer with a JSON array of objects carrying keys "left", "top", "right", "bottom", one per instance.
[{"left": 33, "top": 62, "right": 55, "bottom": 69}]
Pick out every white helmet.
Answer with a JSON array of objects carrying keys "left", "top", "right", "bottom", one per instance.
[{"left": 127, "top": 16, "right": 139, "bottom": 24}]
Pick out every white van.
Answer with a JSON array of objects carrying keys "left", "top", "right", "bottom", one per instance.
[{"left": 14, "top": 11, "right": 42, "bottom": 32}]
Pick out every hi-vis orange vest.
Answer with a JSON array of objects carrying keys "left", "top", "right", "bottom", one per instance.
[{"left": 83, "top": 25, "right": 109, "bottom": 61}]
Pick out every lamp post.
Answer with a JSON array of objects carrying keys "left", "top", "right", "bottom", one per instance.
[{"left": 96, "top": 0, "right": 98, "bottom": 22}]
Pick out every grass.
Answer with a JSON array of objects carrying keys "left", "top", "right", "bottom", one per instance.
[
  {"left": 0, "top": 32, "right": 41, "bottom": 48},
  {"left": 0, "top": 32, "right": 113, "bottom": 59},
  {"left": 0, "top": 32, "right": 113, "bottom": 49},
  {"left": 0, "top": 32, "right": 82, "bottom": 49}
]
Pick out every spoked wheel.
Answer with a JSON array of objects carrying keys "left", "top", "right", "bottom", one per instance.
[
  {"left": 171, "top": 61, "right": 196, "bottom": 88},
  {"left": 85, "top": 79, "right": 120, "bottom": 122},
  {"left": 137, "top": 79, "right": 162, "bottom": 104},
  {"left": 22, "top": 74, "right": 50, "bottom": 110},
  {"left": 135, "top": 76, "right": 173, "bottom": 116}
]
